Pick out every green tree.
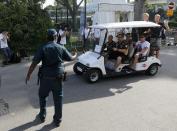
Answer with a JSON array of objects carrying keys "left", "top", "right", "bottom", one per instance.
[
  {"left": 170, "top": 8, "right": 177, "bottom": 22},
  {"left": 168, "top": 8, "right": 177, "bottom": 28},
  {"left": 0, "top": 0, "right": 52, "bottom": 52},
  {"left": 55, "top": 0, "right": 84, "bottom": 31}
]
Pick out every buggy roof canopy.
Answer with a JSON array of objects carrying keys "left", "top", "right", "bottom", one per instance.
[{"left": 90, "top": 21, "right": 160, "bottom": 29}]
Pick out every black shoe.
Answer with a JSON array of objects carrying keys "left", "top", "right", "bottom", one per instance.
[
  {"left": 53, "top": 120, "right": 61, "bottom": 127},
  {"left": 37, "top": 113, "right": 46, "bottom": 123}
]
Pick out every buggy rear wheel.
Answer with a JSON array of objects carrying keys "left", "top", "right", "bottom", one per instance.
[{"left": 146, "top": 64, "right": 158, "bottom": 76}]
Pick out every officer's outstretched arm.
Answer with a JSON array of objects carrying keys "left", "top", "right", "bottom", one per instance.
[{"left": 25, "top": 62, "right": 37, "bottom": 84}]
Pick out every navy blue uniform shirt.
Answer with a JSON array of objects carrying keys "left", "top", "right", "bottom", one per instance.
[{"left": 33, "top": 41, "right": 72, "bottom": 77}]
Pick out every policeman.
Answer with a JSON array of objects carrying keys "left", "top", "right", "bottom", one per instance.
[{"left": 25, "top": 29, "right": 77, "bottom": 127}]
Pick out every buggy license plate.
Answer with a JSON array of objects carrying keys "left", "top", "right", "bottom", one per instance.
[{"left": 77, "top": 66, "right": 82, "bottom": 72}]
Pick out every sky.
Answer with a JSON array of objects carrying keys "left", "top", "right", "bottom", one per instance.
[
  {"left": 43, "top": 0, "right": 55, "bottom": 8},
  {"left": 43, "top": 0, "right": 135, "bottom": 8},
  {"left": 43, "top": 0, "right": 82, "bottom": 8}
]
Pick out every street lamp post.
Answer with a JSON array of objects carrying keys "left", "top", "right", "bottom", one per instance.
[
  {"left": 56, "top": 2, "right": 58, "bottom": 24},
  {"left": 67, "top": 7, "right": 69, "bottom": 25},
  {"left": 83, "top": 0, "right": 87, "bottom": 51},
  {"left": 84, "top": 0, "right": 87, "bottom": 28}
]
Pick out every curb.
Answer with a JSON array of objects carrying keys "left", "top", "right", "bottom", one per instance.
[{"left": 0, "top": 99, "right": 9, "bottom": 117}]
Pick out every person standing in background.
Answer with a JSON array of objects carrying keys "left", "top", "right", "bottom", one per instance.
[
  {"left": 150, "top": 14, "right": 166, "bottom": 58},
  {"left": 58, "top": 26, "right": 69, "bottom": 46},
  {"left": 0, "top": 31, "right": 12, "bottom": 65},
  {"left": 81, "top": 25, "right": 90, "bottom": 52},
  {"left": 139, "top": 13, "right": 151, "bottom": 42},
  {"left": 92, "top": 23, "right": 101, "bottom": 49}
]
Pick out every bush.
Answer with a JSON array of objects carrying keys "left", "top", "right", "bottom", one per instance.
[
  {"left": 168, "top": 22, "right": 177, "bottom": 28},
  {"left": 0, "top": 1, "right": 52, "bottom": 53}
]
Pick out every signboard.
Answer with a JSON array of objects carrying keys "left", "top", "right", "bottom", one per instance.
[
  {"left": 168, "top": 2, "right": 175, "bottom": 9},
  {"left": 166, "top": 9, "right": 174, "bottom": 16}
]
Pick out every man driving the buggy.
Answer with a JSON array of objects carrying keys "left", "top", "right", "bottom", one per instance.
[{"left": 102, "top": 35, "right": 116, "bottom": 59}]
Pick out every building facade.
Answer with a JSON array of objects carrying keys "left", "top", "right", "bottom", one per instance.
[{"left": 87, "top": 0, "right": 134, "bottom": 25}]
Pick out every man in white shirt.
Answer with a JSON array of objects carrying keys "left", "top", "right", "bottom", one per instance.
[
  {"left": 58, "top": 27, "right": 69, "bottom": 46},
  {"left": 0, "top": 31, "right": 12, "bottom": 65},
  {"left": 131, "top": 34, "right": 150, "bottom": 68},
  {"left": 81, "top": 25, "right": 90, "bottom": 52},
  {"left": 93, "top": 28, "right": 100, "bottom": 41}
]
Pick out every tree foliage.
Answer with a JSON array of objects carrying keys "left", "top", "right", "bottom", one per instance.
[
  {"left": 168, "top": 8, "right": 177, "bottom": 28},
  {"left": 170, "top": 8, "right": 177, "bottom": 22},
  {"left": 145, "top": 3, "right": 167, "bottom": 21},
  {"left": 55, "top": 0, "right": 84, "bottom": 31},
  {"left": 0, "top": 0, "right": 52, "bottom": 51}
]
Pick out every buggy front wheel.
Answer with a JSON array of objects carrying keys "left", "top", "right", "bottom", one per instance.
[{"left": 85, "top": 69, "right": 101, "bottom": 83}]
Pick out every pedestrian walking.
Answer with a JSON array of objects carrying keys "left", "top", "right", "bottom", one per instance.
[{"left": 25, "top": 29, "right": 77, "bottom": 127}]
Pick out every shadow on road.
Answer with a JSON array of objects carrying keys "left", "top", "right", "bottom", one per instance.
[
  {"left": 9, "top": 117, "right": 57, "bottom": 131},
  {"left": 8, "top": 116, "right": 46, "bottom": 131},
  {"left": 27, "top": 72, "right": 150, "bottom": 109},
  {"left": 36, "top": 122, "right": 58, "bottom": 131}
]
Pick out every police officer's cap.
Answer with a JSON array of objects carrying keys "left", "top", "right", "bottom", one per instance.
[{"left": 47, "top": 29, "right": 57, "bottom": 36}]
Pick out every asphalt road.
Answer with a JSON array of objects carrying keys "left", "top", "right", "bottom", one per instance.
[{"left": 0, "top": 47, "right": 177, "bottom": 131}]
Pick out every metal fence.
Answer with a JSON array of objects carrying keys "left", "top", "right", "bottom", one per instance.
[{"left": 165, "top": 30, "right": 177, "bottom": 46}]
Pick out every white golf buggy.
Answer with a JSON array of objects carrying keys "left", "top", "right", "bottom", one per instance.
[{"left": 73, "top": 21, "right": 162, "bottom": 83}]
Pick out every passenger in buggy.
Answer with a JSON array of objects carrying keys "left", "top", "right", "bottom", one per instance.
[
  {"left": 103, "top": 33, "right": 129, "bottom": 71},
  {"left": 113, "top": 33, "right": 129, "bottom": 72},
  {"left": 130, "top": 34, "right": 150, "bottom": 69}
]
